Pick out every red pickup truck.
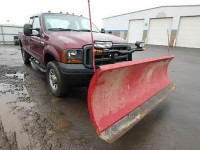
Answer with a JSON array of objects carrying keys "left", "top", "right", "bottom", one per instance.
[{"left": 19, "top": 12, "right": 144, "bottom": 97}]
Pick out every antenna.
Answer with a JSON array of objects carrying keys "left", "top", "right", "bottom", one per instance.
[
  {"left": 88, "top": 0, "right": 96, "bottom": 72},
  {"left": 167, "top": 29, "right": 170, "bottom": 55}
]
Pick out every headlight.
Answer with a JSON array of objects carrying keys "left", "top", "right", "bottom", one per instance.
[
  {"left": 94, "top": 41, "right": 113, "bottom": 49},
  {"left": 135, "top": 41, "right": 145, "bottom": 48},
  {"left": 68, "top": 49, "right": 77, "bottom": 57},
  {"left": 62, "top": 49, "right": 83, "bottom": 63},
  {"left": 139, "top": 42, "right": 145, "bottom": 47}
]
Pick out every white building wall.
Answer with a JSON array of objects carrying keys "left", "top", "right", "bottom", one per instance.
[{"left": 103, "top": 6, "right": 200, "bottom": 31}]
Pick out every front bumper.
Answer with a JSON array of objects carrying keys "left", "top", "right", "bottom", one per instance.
[{"left": 58, "top": 62, "right": 94, "bottom": 87}]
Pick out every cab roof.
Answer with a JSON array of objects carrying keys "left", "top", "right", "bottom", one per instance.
[{"left": 30, "top": 12, "right": 86, "bottom": 19}]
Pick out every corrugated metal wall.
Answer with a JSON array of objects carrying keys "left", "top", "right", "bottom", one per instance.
[{"left": 0, "top": 25, "right": 23, "bottom": 44}]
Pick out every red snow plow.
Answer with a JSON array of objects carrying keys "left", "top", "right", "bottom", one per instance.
[
  {"left": 88, "top": 56, "right": 175, "bottom": 143},
  {"left": 87, "top": 0, "right": 175, "bottom": 143}
]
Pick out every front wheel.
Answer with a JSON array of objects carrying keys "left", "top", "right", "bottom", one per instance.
[
  {"left": 46, "top": 61, "right": 67, "bottom": 97},
  {"left": 21, "top": 48, "right": 31, "bottom": 64}
]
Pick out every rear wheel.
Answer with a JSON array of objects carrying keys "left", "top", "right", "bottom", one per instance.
[
  {"left": 47, "top": 61, "right": 67, "bottom": 97},
  {"left": 21, "top": 48, "right": 30, "bottom": 64}
]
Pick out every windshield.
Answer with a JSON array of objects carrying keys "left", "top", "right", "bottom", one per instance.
[{"left": 43, "top": 14, "right": 99, "bottom": 32}]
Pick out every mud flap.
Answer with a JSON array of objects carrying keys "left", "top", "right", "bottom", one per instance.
[{"left": 88, "top": 55, "right": 175, "bottom": 143}]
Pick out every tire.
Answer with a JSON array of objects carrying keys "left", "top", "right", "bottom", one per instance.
[
  {"left": 21, "top": 48, "right": 31, "bottom": 64},
  {"left": 46, "top": 61, "right": 67, "bottom": 97}
]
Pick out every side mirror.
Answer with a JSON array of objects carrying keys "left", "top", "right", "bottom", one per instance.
[
  {"left": 24, "top": 24, "right": 32, "bottom": 36},
  {"left": 24, "top": 24, "right": 40, "bottom": 37},
  {"left": 134, "top": 41, "right": 146, "bottom": 51},
  {"left": 101, "top": 28, "right": 105, "bottom": 33},
  {"left": 135, "top": 41, "right": 145, "bottom": 48}
]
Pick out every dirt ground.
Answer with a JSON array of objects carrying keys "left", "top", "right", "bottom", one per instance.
[{"left": 0, "top": 45, "right": 200, "bottom": 150}]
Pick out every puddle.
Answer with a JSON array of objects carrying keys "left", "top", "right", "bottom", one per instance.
[
  {"left": 5, "top": 73, "right": 24, "bottom": 80},
  {"left": 0, "top": 73, "right": 35, "bottom": 149},
  {"left": 0, "top": 83, "right": 7, "bottom": 91},
  {"left": 0, "top": 87, "right": 31, "bottom": 149},
  {"left": 15, "top": 101, "right": 35, "bottom": 109}
]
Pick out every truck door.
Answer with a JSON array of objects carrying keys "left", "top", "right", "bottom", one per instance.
[{"left": 29, "top": 16, "right": 45, "bottom": 63}]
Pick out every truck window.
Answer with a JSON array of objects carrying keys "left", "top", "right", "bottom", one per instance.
[
  {"left": 43, "top": 14, "right": 99, "bottom": 32},
  {"left": 32, "top": 17, "right": 40, "bottom": 29},
  {"left": 29, "top": 18, "right": 33, "bottom": 25},
  {"left": 46, "top": 18, "right": 71, "bottom": 29}
]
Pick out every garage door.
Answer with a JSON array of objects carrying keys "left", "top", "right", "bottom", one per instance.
[
  {"left": 128, "top": 20, "right": 144, "bottom": 43},
  {"left": 147, "top": 18, "right": 172, "bottom": 45},
  {"left": 176, "top": 17, "right": 200, "bottom": 48}
]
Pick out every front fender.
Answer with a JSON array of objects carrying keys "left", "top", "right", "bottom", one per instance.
[{"left": 43, "top": 45, "right": 61, "bottom": 62}]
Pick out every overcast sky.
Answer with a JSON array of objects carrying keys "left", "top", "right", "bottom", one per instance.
[{"left": 0, "top": 0, "right": 199, "bottom": 28}]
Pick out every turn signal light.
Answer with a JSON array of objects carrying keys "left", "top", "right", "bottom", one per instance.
[
  {"left": 62, "top": 51, "right": 67, "bottom": 63},
  {"left": 68, "top": 59, "right": 82, "bottom": 63},
  {"left": 94, "top": 49, "right": 103, "bottom": 54},
  {"left": 143, "top": 48, "right": 146, "bottom": 51}
]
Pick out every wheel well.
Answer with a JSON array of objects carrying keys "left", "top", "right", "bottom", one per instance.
[
  {"left": 44, "top": 53, "right": 56, "bottom": 66},
  {"left": 19, "top": 40, "right": 22, "bottom": 47}
]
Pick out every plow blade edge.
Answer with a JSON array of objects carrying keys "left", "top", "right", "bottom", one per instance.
[{"left": 88, "top": 55, "right": 175, "bottom": 143}]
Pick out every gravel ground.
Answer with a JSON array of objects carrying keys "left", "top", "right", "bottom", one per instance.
[{"left": 0, "top": 45, "right": 200, "bottom": 150}]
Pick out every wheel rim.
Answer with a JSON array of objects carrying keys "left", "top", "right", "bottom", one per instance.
[{"left": 49, "top": 69, "right": 58, "bottom": 91}]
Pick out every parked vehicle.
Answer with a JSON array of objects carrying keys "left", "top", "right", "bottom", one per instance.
[
  {"left": 19, "top": 11, "right": 175, "bottom": 143},
  {"left": 18, "top": 12, "right": 144, "bottom": 96},
  {"left": 14, "top": 35, "right": 19, "bottom": 45}
]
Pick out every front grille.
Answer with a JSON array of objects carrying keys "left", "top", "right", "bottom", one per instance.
[{"left": 83, "top": 44, "right": 131, "bottom": 69}]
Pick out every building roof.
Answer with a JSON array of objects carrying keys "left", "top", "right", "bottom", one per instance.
[
  {"left": 0, "top": 24, "right": 23, "bottom": 28},
  {"left": 103, "top": 5, "right": 200, "bottom": 19}
]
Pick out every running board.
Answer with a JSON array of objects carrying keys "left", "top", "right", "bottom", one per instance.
[{"left": 29, "top": 58, "right": 46, "bottom": 72}]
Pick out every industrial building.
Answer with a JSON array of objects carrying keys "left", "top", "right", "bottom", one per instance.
[
  {"left": 0, "top": 24, "right": 23, "bottom": 44},
  {"left": 103, "top": 5, "right": 200, "bottom": 48}
]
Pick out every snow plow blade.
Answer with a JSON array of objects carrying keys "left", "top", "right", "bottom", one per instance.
[{"left": 88, "top": 55, "right": 175, "bottom": 143}]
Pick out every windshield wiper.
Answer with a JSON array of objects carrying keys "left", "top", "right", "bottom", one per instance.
[
  {"left": 48, "top": 28, "right": 78, "bottom": 31},
  {"left": 48, "top": 28, "right": 99, "bottom": 32},
  {"left": 78, "top": 29, "right": 99, "bottom": 33}
]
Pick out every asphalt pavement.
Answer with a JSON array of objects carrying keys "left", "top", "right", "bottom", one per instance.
[{"left": 0, "top": 45, "right": 199, "bottom": 150}]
